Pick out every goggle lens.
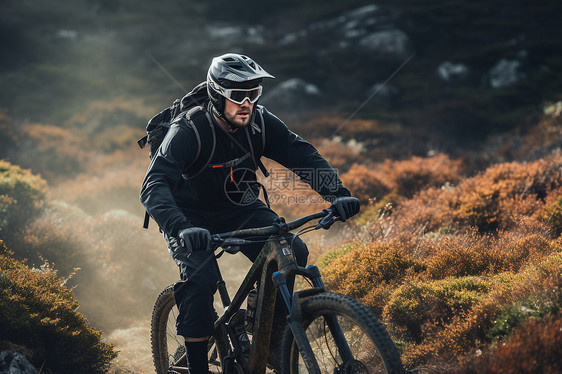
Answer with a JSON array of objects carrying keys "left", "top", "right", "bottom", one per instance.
[{"left": 223, "top": 86, "right": 262, "bottom": 104}]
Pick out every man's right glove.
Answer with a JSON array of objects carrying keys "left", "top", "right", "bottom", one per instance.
[
  {"left": 178, "top": 227, "right": 212, "bottom": 252},
  {"left": 332, "top": 196, "right": 361, "bottom": 222}
]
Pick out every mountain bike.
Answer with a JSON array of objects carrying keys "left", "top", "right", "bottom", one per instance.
[{"left": 151, "top": 208, "right": 404, "bottom": 373}]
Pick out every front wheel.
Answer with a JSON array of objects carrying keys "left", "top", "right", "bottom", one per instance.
[{"left": 281, "top": 292, "right": 403, "bottom": 374}]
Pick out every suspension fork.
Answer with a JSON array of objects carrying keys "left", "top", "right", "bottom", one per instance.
[
  {"left": 279, "top": 265, "right": 356, "bottom": 366},
  {"left": 273, "top": 270, "right": 321, "bottom": 374}
]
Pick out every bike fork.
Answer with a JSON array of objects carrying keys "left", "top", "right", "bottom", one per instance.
[
  {"left": 274, "top": 267, "right": 356, "bottom": 370},
  {"left": 273, "top": 271, "right": 322, "bottom": 374},
  {"left": 306, "top": 266, "right": 354, "bottom": 363}
]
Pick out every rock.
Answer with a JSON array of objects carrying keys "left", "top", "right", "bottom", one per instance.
[
  {"left": 488, "top": 59, "right": 525, "bottom": 88},
  {"left": 260, "top": 78, "right": 321, "bottom": 113},
  {"left": 278, "top": 3, "right": 406, "bottom": 59},
  {"left": 358, "top": 29, "right": 411, "bottom": 58},
  {"left": 206, "top": 25, "right": 265, "bottom": 44},
  {"left": 0, "top": 351, "right": 39, "bottom": 374},
  {"left": 367, "top": 83, "right": 399, "bottom": 105},
  {"left": 437, "top": 61, "right": 469, "bottom": 82}
]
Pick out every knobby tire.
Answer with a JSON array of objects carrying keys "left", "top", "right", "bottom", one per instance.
[
  {"left": 281, "top": 292, "right": 404, "bottom": 374},
  {"left": 151, "top": 285, "right": 221, "bottom": 374}
]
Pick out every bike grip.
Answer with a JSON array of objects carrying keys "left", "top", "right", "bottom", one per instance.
[{"left": 222, "top": 238, "right": 246, "bottom": 246}]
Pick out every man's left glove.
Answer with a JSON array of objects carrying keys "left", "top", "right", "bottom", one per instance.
[
  {"left": 332, "top": 196, "right": 361, "bottom": 222},
  {"left": 178, "top": 227, "right": 212, "bottom": 252}
]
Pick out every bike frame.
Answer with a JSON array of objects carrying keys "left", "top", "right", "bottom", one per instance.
[{"left": 208, "top": 210, "right": 351, "bottom": 374}]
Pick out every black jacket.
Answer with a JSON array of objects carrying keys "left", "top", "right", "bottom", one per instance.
[{"left": 140, "top": 105, "right": 350, "bottom": 237}]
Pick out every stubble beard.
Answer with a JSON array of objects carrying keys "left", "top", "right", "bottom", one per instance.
[{"left": 224, "top": 109, "right": 252, "bottom": 128}]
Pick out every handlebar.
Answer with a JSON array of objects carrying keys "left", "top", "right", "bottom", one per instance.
[{"left": 212, "top": 207, "right": 340, "bottom": 248}]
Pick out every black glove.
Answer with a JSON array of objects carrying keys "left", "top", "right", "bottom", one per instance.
[
  {"left": 332, "top": 196, "right": 360, "bottom": 222},
  {"left": 178, "top": 227, "right": 212, "bottom": 252}
]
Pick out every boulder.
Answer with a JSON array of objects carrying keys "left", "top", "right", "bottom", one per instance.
[
  {"left": 278, "top": 3, "right": 407, "bottom": 59},
  {"left": 260, "top": 78, "right": 321, "bottom": 113},
  {"left": 206, "top": 25, "right": 265, "bottom": 44},
  {"left": 437, "top": 61, "right": 469, "bottom": 82},
  {"left": 0, "top": 351, "right": 38, "bottom": 374},
  {"left": 367, "top": 83, "right": 399, "bottom": 105},
  {"left": 358, "top": 29, "right": 411, "bottom": 58},
  {"left": 488, "top": 59, "right": 525, "bottom": 88}
]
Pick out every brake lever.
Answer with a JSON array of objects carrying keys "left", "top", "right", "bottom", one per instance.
[
  {"left": 223, "top": 245, "right": 241, "bottom": 254},
  {"left": 315, "top": 208, "right": 340, "bottom": 230},
  {"left": 212, "top": 237, "right": 246, "bottom": 254}
]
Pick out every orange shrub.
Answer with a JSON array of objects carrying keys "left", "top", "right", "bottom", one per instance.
[
  {"left": 418, "top": 229, "right": 556, "bottom": 279},
  {"left": 383, "top": 186, "right": 456, "bottom": 236},
  {"left": 383, "top": 153, "right": 562, "bottom": 235},
  {"left": 444, "top": 313, "right": 562, "bottom": 374},
  {"left": 535, "top": 188, "right": 562, "bottom": 237},
  {"left": 379, "top": 154, "right": 464, "bottom": 199},
  {"left": 421, "top": 233, "right": 501, "bottom": 278},
  {"left": 321, "top": 240, "right": 423, "bottom": 315},
  {"left": 341, "top": 163, "right": 390, "bottom": 204},
  {"left": 401, "top": 252, "right": 562, "bottom": 368}
]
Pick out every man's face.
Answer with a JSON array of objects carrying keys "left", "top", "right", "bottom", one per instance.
[{"left": 223, "top": 98, "right": 254, "bottom": 128}]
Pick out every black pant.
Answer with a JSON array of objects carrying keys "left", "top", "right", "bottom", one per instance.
[{"left": 165, "top": 201, "right": 309, "bottom": 338}]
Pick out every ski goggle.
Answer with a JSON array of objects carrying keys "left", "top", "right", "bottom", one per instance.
[{"left": 211, "top": 79, "right": 263, "bottom": 105}]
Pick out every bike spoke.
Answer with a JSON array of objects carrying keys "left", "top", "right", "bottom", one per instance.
[{"left": 295, "top": 312, "right": 385, "bottom": 373}]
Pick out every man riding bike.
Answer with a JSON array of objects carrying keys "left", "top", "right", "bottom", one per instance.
[{"left": 140, "top": 53, "right": 360, "bottom": 374}]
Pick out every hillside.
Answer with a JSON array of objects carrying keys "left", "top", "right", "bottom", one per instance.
[
  {"left": 1, "top": 1, "right": 561, "bottom": 373},
  {"left": 1, "top": 0, "right": 562, "bottom": 156},
  {"left": 322, "top": 147, "right": 562, "bottom": 371}
]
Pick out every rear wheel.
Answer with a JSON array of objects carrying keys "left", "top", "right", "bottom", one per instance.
[
  {"left": 151, "top": 285, "right": 221, "bottom": 373},
  {"left": 281, "top": 292, "right": 403, "bottom": 374}
]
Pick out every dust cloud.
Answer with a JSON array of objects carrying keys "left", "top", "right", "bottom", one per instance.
[{"left": 106, "top": 251, "right": 253, "bottom": 373}]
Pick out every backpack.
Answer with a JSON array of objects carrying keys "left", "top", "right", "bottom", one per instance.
[
  {"left": 138, "top": 81, "right": 269, "bottom": 228},
  {"left": 137, "top": 81, "right": 209, "bottom": 159}
]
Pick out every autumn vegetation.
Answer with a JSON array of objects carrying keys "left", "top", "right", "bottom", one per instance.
[
  {"left": 2, "top": 101, "right": 562, "bottom": 372},
  {"left": 0, "top": 243, "right": 116, "bottom": 373},
  {"left": 1, "top": 0, "right": 562, "bottom": 372},
  {"left": 318, "top": 111, "right": 562, "bottom": 372}
]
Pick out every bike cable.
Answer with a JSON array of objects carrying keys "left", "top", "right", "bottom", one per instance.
[{"left": 292, "top": 224, "right": 322, "bottom": 288}]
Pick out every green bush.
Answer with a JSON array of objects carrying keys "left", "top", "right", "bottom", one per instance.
[
  {"left": 0, "top": 160, "right": 48, "bottom": 244},
  {"left": 0, "top": 241, "right": 116, "bottom": 373},
  {"left": 383, "top": 276, "right": 491, "bottom": 342}
]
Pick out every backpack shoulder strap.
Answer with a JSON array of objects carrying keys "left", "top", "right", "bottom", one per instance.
[
  {"left": 180, "top": 109, "right": 216, "bottom": 180},
  {"left": 255, "top": 105, "right": 266, "bottom": 154},
  {"left": 251, "top": 105, "right": 269, "bottom": 177}
]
